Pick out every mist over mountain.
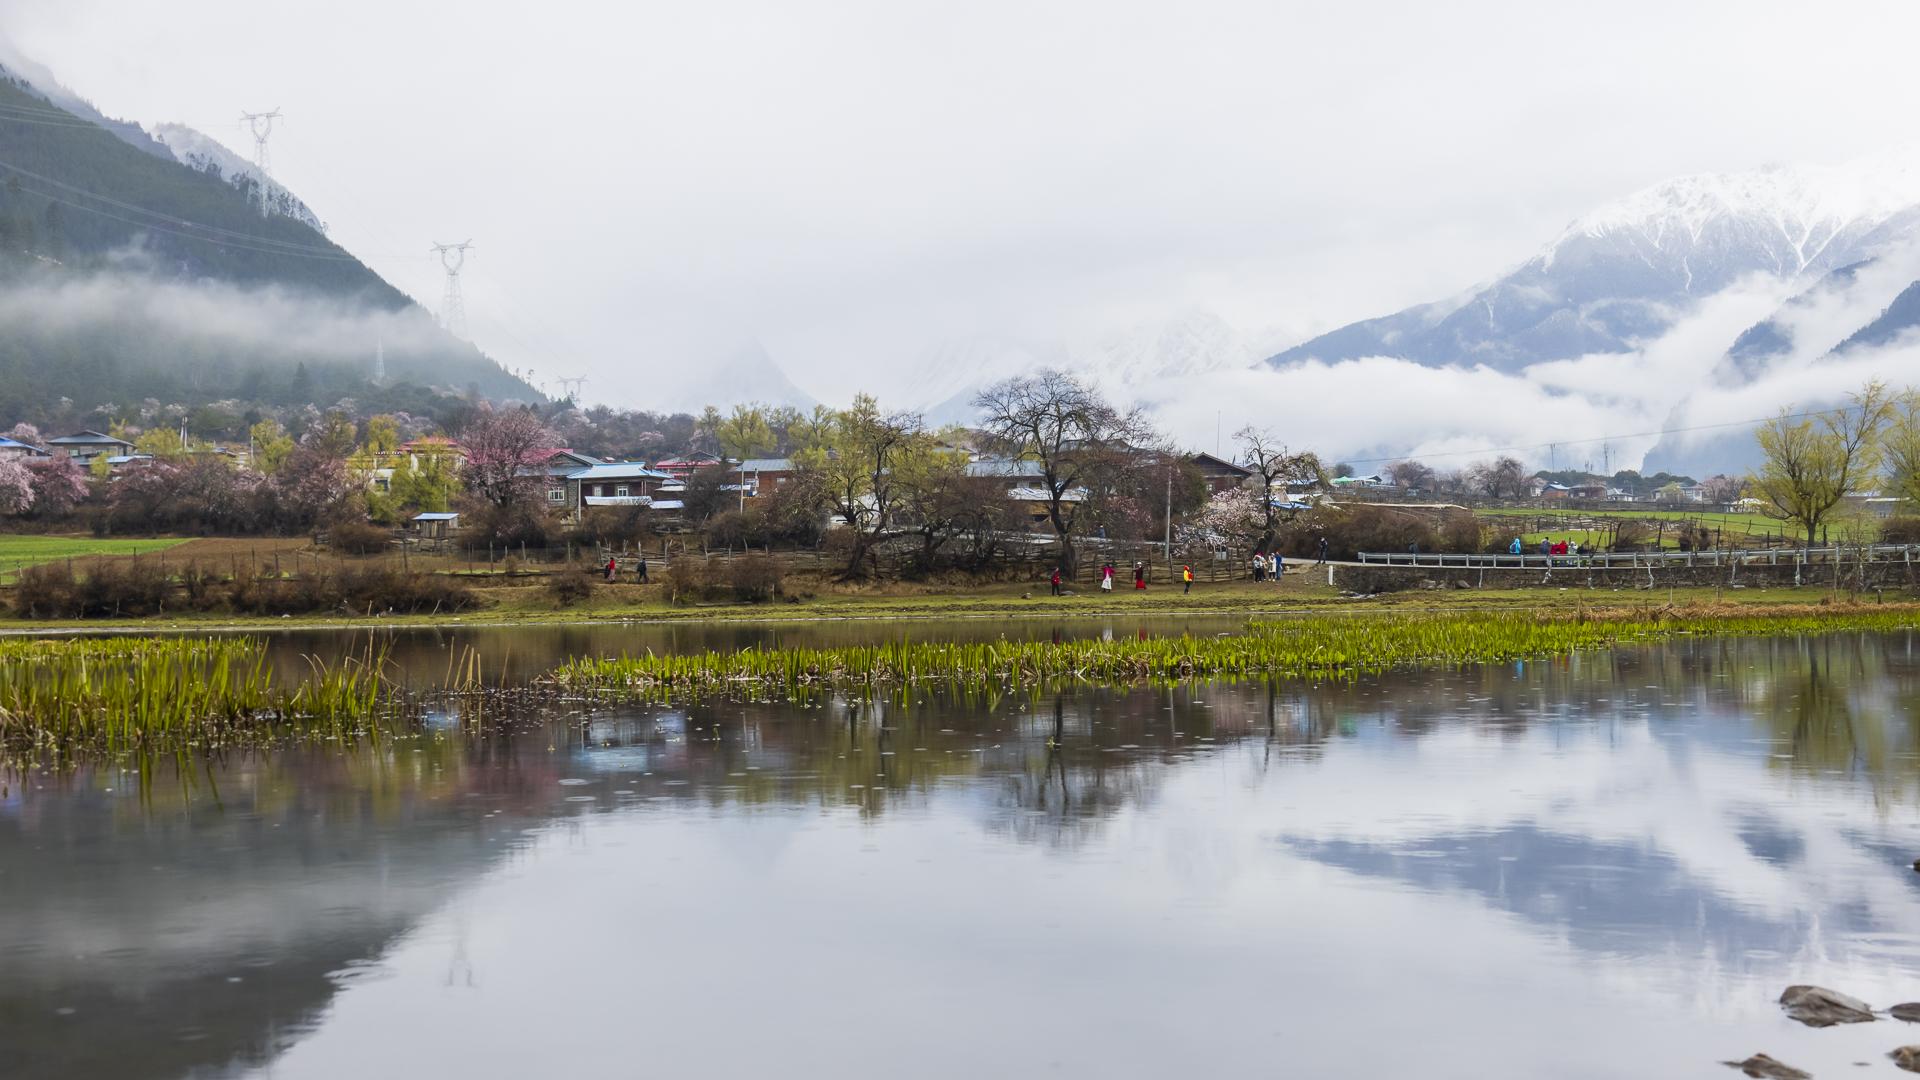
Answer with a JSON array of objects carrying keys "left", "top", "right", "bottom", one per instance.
[{"left": 0, "top": 50, "right": 540, "bottom": 423}]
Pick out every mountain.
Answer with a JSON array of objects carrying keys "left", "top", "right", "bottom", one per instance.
[
  {"left": 678, "top": 341, "right": 818, "bottom": 413},
  {"left": 0, "top": 52, "right": 542, "bottom": 422},
  {"left": 151, "top": 122, "right": 327, "bottom": 231},
  {"left": 1270, "top": 149, "right": 1920, "bottom": 373},
  {"left": 908, "top": 309, "right": 1261, "bottom": 425}
]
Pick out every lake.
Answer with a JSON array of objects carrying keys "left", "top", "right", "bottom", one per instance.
[{"left": 6, "top": 625, "right": 1920, "bottom": 1079}]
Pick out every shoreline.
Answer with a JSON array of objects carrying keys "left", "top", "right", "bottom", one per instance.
[{"left": 0, "top": 585, "right": 1910, "bottom": 636}]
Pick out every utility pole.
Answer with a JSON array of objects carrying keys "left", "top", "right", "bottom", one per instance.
[
  {"left": 1164, "top": 459, "right": 1174, "bottom": 573},
  {"left": 239, "top": 108, "right": 282, "bottom": 217},
  {"left": 431, "top": 240, "right": 474, "bottom": 338}
]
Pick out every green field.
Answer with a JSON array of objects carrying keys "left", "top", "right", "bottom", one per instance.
[
  {"left": 1477, "top": 507, "right": 1795, "bottom": 548},
  {"left": 0, "top": 535, "right": 190, "bottom": 580}
]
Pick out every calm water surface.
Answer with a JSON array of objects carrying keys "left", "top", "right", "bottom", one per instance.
[{"left": 7, "top": 629, "right": 1920, "bottom": 1079}]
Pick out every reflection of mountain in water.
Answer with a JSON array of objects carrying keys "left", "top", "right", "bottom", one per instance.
[
  {"left": 0, "top": 749, "right": 566, "bottom": 1080},
  {"left": 4, "top": 630, "right": 1919, "bottom": 1077}
]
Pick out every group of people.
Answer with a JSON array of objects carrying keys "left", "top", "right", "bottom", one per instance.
[
  {"left": 603, "top": 554, "right": 649, "bottom": 583},
  {"left": 1250, "top": 550, "right": 1284, "bottom": 582},
  {"left": 1505, "top": 536, "right": 1580, "bottom": 562},
  {"left": 1050, "top": 559, "right": 1196, "bottom": 595}
]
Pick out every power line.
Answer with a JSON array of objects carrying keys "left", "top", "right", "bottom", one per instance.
[
  {"left": 0, "top": 172, "right": 362, "bottom": 262},
  {"left": 0, "top": 157, "right": 350, "bottom": 256}
]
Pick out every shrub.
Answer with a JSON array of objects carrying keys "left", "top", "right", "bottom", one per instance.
[
  {"left": 329, "top": 520, "right": 394, "bottom": 556},
  {"left": 1612, "top": 520, "right": 1653, "bottom": 551},
  {"left": 12, "top": 562, "right": 78, "bottom": 618},
  {"left": 12, "top": 559, "right": 173, "bottom": 618},
  {"left": 663, "top": 557, "right": 706, "bottom": 605},
  {"left": 726, "top": 553, "right": 784, "bottom": 602},
  {"left": 548, "top": 572, "right": 595, "bottom": 607},
  {"left": 1882, "top": 517, "right": 1920, "bottom": 545}
]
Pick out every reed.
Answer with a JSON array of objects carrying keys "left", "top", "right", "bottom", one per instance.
[
  {"left": 546, "top": 607, "right": 1920, "bottom": 702},
  {"left": 0, "top": 636, "right": 399, "bottom": 755}
]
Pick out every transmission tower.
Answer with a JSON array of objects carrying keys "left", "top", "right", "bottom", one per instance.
[
  {"left": 239, "top": 108, "right": 282, "bottom": 217},
  {"left": 556, "top": 375, "right": 588, "bottom": 402},
  {"left": 431, "top": 240, "right": 474, "bottom": 338},
  {"left": 372, "top": 338, "right": 386, "bottom": 385}
]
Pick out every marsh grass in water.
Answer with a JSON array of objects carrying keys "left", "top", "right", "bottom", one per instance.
[
  {"left": 545, "top": 605, "right": 1920, "bottom": 702},
  {"left": 0, "top": 636, "right": 398, "bottom": 755}
]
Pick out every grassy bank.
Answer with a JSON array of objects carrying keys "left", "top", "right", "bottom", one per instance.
[
  {"left": 0, "top": 576, "right": 1879, "bottom": 633},
  {"left": 545, "top": 604, "right": 1920, "bottom": 702},
  {"left": 0, "top": 535, "right": 190, "bottom": 582},
  {"left": 0, "top": 636, "right": 397, "bottom": 756}
]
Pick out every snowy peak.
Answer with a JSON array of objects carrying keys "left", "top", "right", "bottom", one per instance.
[
  {"left": 1270, "top": 146, "right": 1920, "bottom": 373},
  {"left": 1564, "top": 149, "right": 1920, "bottom": 255},
  {"left": 151, "top": 123, "right": 327, "bottom": 232}
]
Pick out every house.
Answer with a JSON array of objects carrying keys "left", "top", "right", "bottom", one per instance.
[
  {"left": 0, "top": 435, "right": 49, "bottom": 460},
  {"left": 564, "top": 460, "right": 674, "bottom": 512},
  {"left": 1007, "top": 485, "right": 1085, "bottom": 526},
  {"left": 732, "top": 457, "right": 797, "bottom": 498},
  {"left": 653, "top": 452, "right": 728, "bottom": 481},
  {"left": 1539, "top": 482, "right": 1573, "bottom": 501},
  {"left": 45, "top": 430, "right": 134, "bottom": 464},
  {"left": 1568, "top": 482, "right": 1608, "bottom": 500},
  {"left": 411, "top": 511, "right": 460, "bottom": 539},
  {"left": 1188, "top": 452, "right": 1253, "bottom": 495}
]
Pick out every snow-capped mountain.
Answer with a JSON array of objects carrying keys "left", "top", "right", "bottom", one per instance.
[
  {"left": 674, "top": 341, "right": 818, "bottom": 414},
  {"left": 1270, "top": 148, "right": 1920, "bottom": 372},
  {"left": 151, "top": 123, "right": 327, "bottom": 231},
  {"left": 908, "top": 309, "right": 1262, "bottom": 424}
]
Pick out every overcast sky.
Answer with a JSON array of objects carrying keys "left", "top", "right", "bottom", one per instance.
[{"left": 4, "top": 0, "right": 1919, "bottom": 446}]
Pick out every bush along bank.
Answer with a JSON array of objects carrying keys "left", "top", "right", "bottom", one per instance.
[
  {"left": 9, "top": 560, "right": 478, "bottom": 619},
  {"left": 544, "top": 605, "right": 1920, "bottom": 703}
]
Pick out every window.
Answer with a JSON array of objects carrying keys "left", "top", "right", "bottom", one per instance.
[
  {"left": 548, "top": 488, "right": 564, "bottom": 503},
  {"left": 615, "top": 485, "right": 630, "bottom": 498}
]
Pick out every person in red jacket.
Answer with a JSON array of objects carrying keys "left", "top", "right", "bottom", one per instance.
[{"left": 1050, "top": 567, "right": 1063, "bottom": 596}]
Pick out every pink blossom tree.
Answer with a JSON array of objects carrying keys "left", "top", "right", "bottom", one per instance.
[{"left": 0, "top": 457, "right": 34, "bottom": 515}]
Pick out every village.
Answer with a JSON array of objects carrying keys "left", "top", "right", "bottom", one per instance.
[{"left": 0, "top": 374, "right": 1912, "bottom": 622}]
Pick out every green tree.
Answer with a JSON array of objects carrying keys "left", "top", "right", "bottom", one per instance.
[
  {"left": 794, "top": 394, "right": 930, "bottom": 578},
  {"left": 1886, "top": 388, "right": 1920, "bottom": 511},
  {"left": 713, "top": 404, "right": 779, "bottom": 461},
  {"left": 364, "top": 414, "right": 402, "bottom": 454},
  {"left": 1750, "top": 382, "right": 1893, "bottom": 546},
  {"left": 249, "top": 419, "right": 295, "bottom": 473}
]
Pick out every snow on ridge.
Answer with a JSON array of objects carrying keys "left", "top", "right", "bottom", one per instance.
[{"left": 1546, "top": 145, "right": 1920, "bottom": 266}]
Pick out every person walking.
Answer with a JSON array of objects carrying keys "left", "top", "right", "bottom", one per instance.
[
  {"left": 1269, "top": 551, "right": 1281, "bottom": 581},
  {"left": 1100, "top": 562, "right": 1114, "bottom": 592},
  {"left": 1317, "top": 536, "right": 1329, "bottom": 564},
  {"left": 636, "top": 555, "right": 649, "bottom": 584},
  {"left": 1509, "top": 536, "right": 1523, "bottom": 556},
  {"left": 604, "top": 555, "right": 617, "bottom": 582},
  {"left": 1182, "top": 564, "right": 1193, "bottom": 594},
  {"left": 1050, "top": 567, "right": 1063, "bottom": 596},
  {"left": 1133, "top": 561, "right": 1146, "bottom": 590},
  {"left": 1251, "top": 551, "right": 1264, "bottom": 582},
  {"left": 1539, "top": 536, "right": 1552, "bottom": 567}
]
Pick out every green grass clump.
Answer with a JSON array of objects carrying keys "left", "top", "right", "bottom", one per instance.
[
  {"left": 0, "top": 636, "right": 396, "bottom": 755},
  {"left": 547, "top": 607, "right": 1920, "bottom": 701}
]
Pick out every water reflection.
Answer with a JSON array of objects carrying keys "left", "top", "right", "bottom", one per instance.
[{"left": 4, "top": 630, "right": 1920, "bottom": 1079}]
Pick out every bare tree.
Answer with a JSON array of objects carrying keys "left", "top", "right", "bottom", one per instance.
[
  {"left": 1386, "top": 459, "right": 1436, "bottom": 492},
  {"left": 1236, "top": 426, "right": 1328, "bottom": 552},
  {"left": 971, "top": 370, "right": 1159, "bottom": 574},
  {"left": 1467, "top": 455, "right": 1532, "bottom": 500}
]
